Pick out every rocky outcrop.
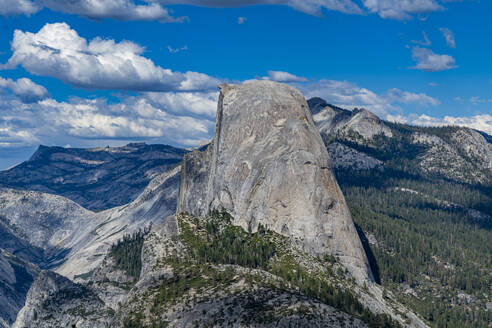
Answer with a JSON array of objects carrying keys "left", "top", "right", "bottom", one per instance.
[
  {"left": 0, "top": 164, "right": 180, "bottom": 279},
  {"left": 0, "top": 143, "right": 186, "bottom": 211},
  {"left": 311, "top": 104, "right": 392, "bottom": 143},
  {"left": 412, "top": 128, "right": 492, "bottom": 185},
  {"left": 307, "top": 97, "right": 331, "bottom": 115},
  {"left": 0, "top": 250, "right": 38, "bottom": 327},
  {"left": 0, "top": 188, "right": 96, "bottom": 267},
  {"left": 178, "top": 80, "right": 373, "bottom": 283},
  {"left": 8, "top": 163, "right": 181, "bottom": 327},
  {"left": 13, "top": 271, "right": 110, "bottom": 328},
  {"left": 56, "top": 164, "right": 181, "bottom": 279},
  {"left": 328, "top": 142, "right": 382, "bottom": 171},
  {"left": 309, "top": 98, "right": 492, "bottom": 186}
]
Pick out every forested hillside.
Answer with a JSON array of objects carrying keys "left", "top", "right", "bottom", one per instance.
[{"left": 310, "top": 98, "right": 492, "bottom": 327}]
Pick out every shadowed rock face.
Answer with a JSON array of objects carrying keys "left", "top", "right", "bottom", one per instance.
[
  {"left": 13, "top": 271, "right": 108, "bottom": 328},
  {"left": 0, "top": 250, "right": 38, "bottom": 327},
  {"left": 178, "top": 80, "right": 373, "bottom": 282}
]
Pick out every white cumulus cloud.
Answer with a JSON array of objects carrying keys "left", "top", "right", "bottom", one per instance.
[
  {"left": 158, "top": 0, "right": 363, "bottom": 16},
  {"left": 362, "top": 0, "right": 443, "bottom": 20},
  {"left": 300, "top": 79, "right": 441, "bottom": 116},
  {"left": 49, "top": 0, "right": 183, "bottom": 22},
  {"left": 0, "top": 76, "right": 49, "bottom": 103},
  {"left": 386, "top": 88, "right": 440, "bottom": 106},
  {"left": 0, "top": 0, "right": 40, "bottom": 16},
  {"left": 265, "top": 71, "right": 308, "bottom": 83},
  {"left": 411, "top": 46, "right": 457, "bottom": 72},
  {"left": 1, "top": 23, "right": 220, "bottom": 92},
  {"left": 301, "top": 79, "right": 392, "bottom": 116},
  {"left": 0, "top": 92, "right": 216, "bottom": 149},
  {"left": 144, "top": 91, "right": 218, "bottom": 117},
  {"left": 0, "top": 0, "right": 468, "bottom": 21},
  {"left": 387, "top": 113, "right": 492, "bottom": 135}
]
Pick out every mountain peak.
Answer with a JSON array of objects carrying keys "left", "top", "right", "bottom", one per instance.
[
  {"left": 178, "top": 80, "right": 373, "bottom": 283},
  {"left": 307, "top": 97, "right": 329, "bottom": 115}
]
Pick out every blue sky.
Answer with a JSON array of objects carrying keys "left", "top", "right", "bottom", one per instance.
[{"left": 0, "top": 0, "right": 491, "bottom": 169}]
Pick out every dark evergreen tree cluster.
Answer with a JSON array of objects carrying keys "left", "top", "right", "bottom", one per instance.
[
  {"left": 179, "top": 209, "right": 277, "bottom": 270},
  {"left": 110, "top": 226, "right": 151, "bottom": 281},
  {"left": 176, "top": 211, "right": 402, "bottom": 328}
]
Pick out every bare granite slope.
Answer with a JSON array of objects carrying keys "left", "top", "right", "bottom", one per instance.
[{"left": 0, "top": 165, "right": 181, "bottom": 326}]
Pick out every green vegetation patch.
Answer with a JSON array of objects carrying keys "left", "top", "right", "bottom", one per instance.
[
  {"left": 122, "top": 210, "right": 402, "bottom": 328},
  {"left": 175, "top": 210, "right": 401, "bottom": 328},
  {"left": 178, "top": 209, "right": 278, "bottom": 270},
  {"left": 110, "top": 226, "right": 151, "bottom": 281}
]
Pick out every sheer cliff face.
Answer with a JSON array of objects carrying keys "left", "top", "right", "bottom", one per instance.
[{"left": 178, "top": 80, "right": 373, "bottom": 282}]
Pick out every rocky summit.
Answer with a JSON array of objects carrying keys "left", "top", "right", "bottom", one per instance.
[{"left": 178, "top": 80, "right": 372, "bottom": 283}]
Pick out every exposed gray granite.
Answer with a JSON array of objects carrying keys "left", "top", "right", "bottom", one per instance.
[
  {"left": 13, "top": 271, "right": 110, "bottom": 328},
  {"left": 0, "top": 250, "right": 38, "bottom": 327},
  {"left": 178, "top": 80, "right": 373, "bottom": 283},
  {"left": 328, "top": 142, "right": 382, "bottom": 170}
]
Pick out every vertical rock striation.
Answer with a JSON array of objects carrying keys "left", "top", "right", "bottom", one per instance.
[{"left": 178, "top": 80, "right": 373, "bottom": 282}]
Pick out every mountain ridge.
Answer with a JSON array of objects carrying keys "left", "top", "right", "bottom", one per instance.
[
  {"left": 308, "top": 98, "right": 492, "bottom": 327},
  {"left": 0, "top": 143, "right": 186, "bottom": 212},
  {"left": 310, "top": 100, "right": 491, "bottom": 186},
  {"left": 0, "top": 164, "right": 181, "bottom": 327}
]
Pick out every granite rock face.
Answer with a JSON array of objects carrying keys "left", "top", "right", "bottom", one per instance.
[
  {"left": 0, "top": 187, "right": 96, "bottom": 267},
  {"left": 56, "top": 165, "right": 181, "bottom": 279},
  {"left": 0, "top": 164, "right": 180, "bottom": 278},
  {"left": 413, "top": 128, "right": 492, "bottom": 184},
  {"left": 0, "top": 250, "right": 38, "bottom": 327},
  {"left": 308, "top": 98, "right": 491, "bottom": 185},
  {"left": 308, "top": 98, "right": 492, "bottom": 185},
  {"left": 178, "top": 80, "right": 373, "bottom": 282},
  {"left": 0, "top": 165, "right": 181, "bottom": 325},
  {"left": 13, "top": 271, "right": 110, "bottom": 328},
  {"left": 310, "top": 102, "right": 392, "bottom": 143},
  {"left": 327, "top": 142, "right": 383, "bottom": 171}
]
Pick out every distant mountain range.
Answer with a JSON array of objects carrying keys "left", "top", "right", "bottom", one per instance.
[
  {"left": 0, "top": 143, "right": 186, "bottom": 211},
  {"left": 309, "top": 96, "right": 492, "bottom": 186}
]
